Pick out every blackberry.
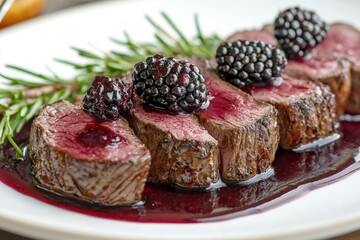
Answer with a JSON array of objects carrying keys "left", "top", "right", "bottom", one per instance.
[
  {"left": 132, "top": 54, "right": 209, "bottom": 114},
  {"left": 215, "top": 40, "right": 287, "bottom": 87},
  {"left": 83, "top": 76, "right": 134, "bottom": 121},
  {"left": 274, "top": 6, "right": 329, "bottom": 60}
]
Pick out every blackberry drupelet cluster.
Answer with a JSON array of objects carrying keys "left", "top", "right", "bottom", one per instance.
[
  {"left": 83, "top": 76, "right": 134, "bottom": 121},
  {"left": 216, "top": 40, "right": 287, "bottom": 87},
  {"left": 132, "top": 54, "right": 209, "bottom": 114},
  {"left": 274, "top": 6, "right": 329, "bottom": 60}
]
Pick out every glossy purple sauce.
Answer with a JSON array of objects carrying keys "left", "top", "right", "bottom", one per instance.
[
  {"left": 0, "top": 120, "right": 359, "bottom": 223},
  {"left": 77, "top": 124, "right": 125, "bottom": 148}
]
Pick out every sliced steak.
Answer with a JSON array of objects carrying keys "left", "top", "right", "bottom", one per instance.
[
  {"left": 228, "top": 29, "right": 351, "bottom": 118},
  {"left": 242, "top": 75, "right": 337, "bottom": 148},
  {"left": 285, "top": 51, "right": 351, "bottom": 118},
  {"left": 29, "top": 100, "right": 151, "bottom": 206},
  {"left": 190, "top": 58, "right": 279, "bottom": 183},
  {"left": 128, "top": 103, "right": 219, "bottom": 189},
  {"left": 317, "top": 23, "right": 360, "bottom": 114}
]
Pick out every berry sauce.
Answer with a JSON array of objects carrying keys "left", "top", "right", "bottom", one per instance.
[
  {"left": 0, "top": 120, "right": 360, "bottom": 223},
  {"left": 77, "top": 124, "right": 125, "bottom": 148}
]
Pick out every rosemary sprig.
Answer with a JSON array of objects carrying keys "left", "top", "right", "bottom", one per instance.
[
  {"left": 0, "top": 68, "right": 91, "bottom": 158},
  {"left": 57, "top": 12, "right": 222, "bottom": 77},
  {"left": 0, "top": 12, "right": 222, "bottom": 158}
]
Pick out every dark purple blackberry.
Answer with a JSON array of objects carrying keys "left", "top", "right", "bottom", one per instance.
[
  {"left": 274, "top": 6, "right": 329, "bottom": 60},
  {"left": 83, "top": 76, "right": 134, "bottom": 121},
  {"left": 132, "top": 54, "right": 209, "bottom": 114},
  {"left": 216, "top": 40, "right": 287, "bottom": 87}
]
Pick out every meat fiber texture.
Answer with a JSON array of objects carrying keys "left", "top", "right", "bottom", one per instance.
[
  {"left": 229, "top": 29, "right": 351, "bottom": 119},
  {"left": 242, "top": 75, "right": 337, "bottom": 148},
  {"left": 29, "top": 100, "right": 151, "bottom": 206},
  {"left": 316, "top": 23, "right": 360, "bottom": 115},
  {"left": 128, "top": 103, "right": 219, "bottom": 189},
  {"left": 190, "top": 58, "right": 280, "bottom": 183}
]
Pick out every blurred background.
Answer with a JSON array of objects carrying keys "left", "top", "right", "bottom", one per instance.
[{"left": 0, "top": 0, "right": 99, "bottom": 29}]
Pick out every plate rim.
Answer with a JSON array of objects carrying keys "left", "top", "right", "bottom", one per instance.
[
  {"left": 1, "top": 0, "right": 360, "bottom": 239},
  {"left": 0, "top": 186, "right": 359, "bottom": 240}
]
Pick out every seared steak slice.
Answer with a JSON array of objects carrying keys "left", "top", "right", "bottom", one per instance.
[
  {"left": 29, "top": 100, "right": 151, "bottom": 206},
  {"left": 190, "top": 58, "right": 279, "bottom": 183},
  {"left": 317, "top": 23, "right": 360, "bottom": 114},
  {"left": 228, "top": 29, "right": 351, "bottom": 118},
  {"left": 128, "top": 104, "right": 219, "bottom": 189},
  {"left": 285, "top": 51, "right": 351, "bottom": 118},
  {"left": 242, "top": 75, "right": 337, "bottom": 148}
]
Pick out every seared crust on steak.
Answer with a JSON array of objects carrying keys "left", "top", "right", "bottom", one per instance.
[
  {"left": 285, "top": 52, "right": 351, "bottom": 119},
  {"left": 190, "top": 58, "right": 280, "bottom": 182},
  {"left": 243, "top": 76, "right": 337, "bottom": 148},
  {"left": 347, "top": 64, "right": 360, "bottom": 114},
  {"left": 229, "top": 29, "right": 351, "bottom": 118},
  {"left": 317, "top": 23, "right": 360, "bottom": 115},
  {"left": 128, "top": 104, "right": 219, "bottom": 189},
  {"left": 29, "top": 100, "right": 151, "bottom": 206}
]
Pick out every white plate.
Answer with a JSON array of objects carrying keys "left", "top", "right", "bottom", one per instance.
[{"left": 1, "top": 0, "right": 360, "bottom": 239}]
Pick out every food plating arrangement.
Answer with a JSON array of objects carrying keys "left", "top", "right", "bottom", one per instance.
[{"left": 1, "top": 6, "right": 360, "bottom": 223}]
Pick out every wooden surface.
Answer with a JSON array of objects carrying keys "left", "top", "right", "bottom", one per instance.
[
  {"left": 331, "top": 230, "right": 360, "bottom": 240},
  {"left": 0, "top": 0, "right": 359, "bottom": 239}
]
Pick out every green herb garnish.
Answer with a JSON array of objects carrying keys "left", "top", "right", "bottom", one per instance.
[{"left": 0, "top": 12, "right": 222, "bottom": 157}]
